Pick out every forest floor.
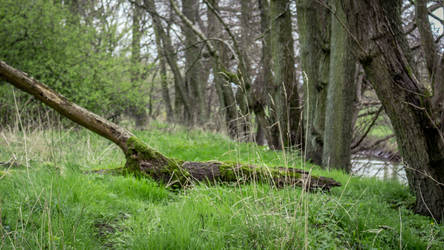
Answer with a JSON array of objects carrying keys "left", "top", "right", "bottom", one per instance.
[{"left": 0, "top": 122, "right": 443, "bottom": 249}]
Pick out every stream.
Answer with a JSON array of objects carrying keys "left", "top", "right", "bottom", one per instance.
[{"left": 351, "top": 158, "right": 407, "bottom": 183}]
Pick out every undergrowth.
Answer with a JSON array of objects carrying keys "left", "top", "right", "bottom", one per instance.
[{"left": 0, "top": 122, "right": 443, "bottom": 249}]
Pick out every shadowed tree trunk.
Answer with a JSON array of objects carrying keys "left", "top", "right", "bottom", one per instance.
[
  {"left": 343, "top": 0, "right": 444, "bottom": 221},
  {"left": 269, "top": 0, "right": 303, "bottom": 149},
  {"left": 0, "top": 60, "right": 341, "bottom": 191},
  {"left": 322, "top": 0, "right": 357, "bottom": 172},
  {"left": 255, "top": 0, "right": 274, "bottom": 147},
  {"left": 248, "top": 0, "right": 270, "bottom": 146},
  {"left": 296, "top": 0, "right": 330, "bottom": 164}
]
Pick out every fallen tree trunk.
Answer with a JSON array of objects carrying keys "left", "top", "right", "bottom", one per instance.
[{"left": 0, "top": 61, "right": 341, "bottom": 190}]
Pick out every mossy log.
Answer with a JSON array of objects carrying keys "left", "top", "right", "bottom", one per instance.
[
  {"left": 0, "top": 60, "right": 341, "bottom": 191},
  {"left": 125, "top": 137, "right": 341, "bottom": 190}
]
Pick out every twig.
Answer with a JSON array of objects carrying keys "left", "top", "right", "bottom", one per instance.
[{"left": 352, "top": 106, "right": 384, "bottom": 149}]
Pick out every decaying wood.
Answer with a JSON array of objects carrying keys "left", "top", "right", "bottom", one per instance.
[{"left": 0, "top": 60, "right": 341, "bottom": 191}]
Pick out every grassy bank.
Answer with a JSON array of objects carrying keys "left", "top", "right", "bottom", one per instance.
[{"left": 1, "top": 123, "right": 443, "bottom": 249}]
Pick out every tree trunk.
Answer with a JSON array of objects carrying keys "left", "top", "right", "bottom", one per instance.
[
  {"left": 269, "top": 0, "right": 302, "bottom": 149},
  {"left": 182, "top": 0, "right": 203, "bottom": 125},
  {"left": 322, "top": 0, "right": 357, "bottom": 172},
  {"left": 236, "top": 0, "right": 255, "bottom": 141},
  {"left": 131, "top": 1, "right": 149, "bottom": 128},
  {"left": 416, "top": 0, "right": 444, "bottom": 134},
  {"left": 295, "top": 0, "right": 329, "bottom": 164},
  {"left": 343, "top": 0, "right": 444, "bottom": 221},
  {"left": 256, "top": 0, "right": 275, "bottom": 147},
  {"left": 143, "top": 0, "right": 191, "bottom": 123},
  {"left": 204, "top": 0, "right": 242, "bottom": 139},
  {"left": 154, "top": 30, "right": 174, "bottom": 122},
  {"left": 0, "top": 60, "right": 341, "bottom": 191}
]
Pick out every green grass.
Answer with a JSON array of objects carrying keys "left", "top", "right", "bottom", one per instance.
[{"left": 1, "top": 122, "right": 443, "bottom": 249}]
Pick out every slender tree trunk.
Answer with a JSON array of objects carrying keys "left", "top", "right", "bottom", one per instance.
[
  {"left": 199, "top": 61, "right": 211, "bottom": 121},
  {"left": 182, "top": 0, "right": 202, "bottom": 125},
  {"left": 0, "top": 60, "right": 341, "bottom": 191},
  {"left": 416, "top": 0, "right": 444, "bottom": 133},
  {"left": 416, "top": 0, "right": 439, "bottom": 81},
  {"left": 217, "top": 47, "right": 241, "bottom": 139},
  {"left": 143, "top": 0, "right": 191, "bottom": 123},
  {"left": 205, "top": 0, "right": 241, "bottom": 138},
  {"left": 236, "top": 0, "right": 254, "bottom": 141},
  {"left": 153, "top": 26, "right": 174, "bottom": 122},
  {"left": 295, "top": 0, "right": 329, "bottom": 164},
  {"left": 322, "top": 0, "right": 357, "bottom": 172},
  {"left": 131, "top": 1, "right": 148, "bottom": 128},
  {"left": 343, "top": 0, "right": 444, "bottom": 221}
]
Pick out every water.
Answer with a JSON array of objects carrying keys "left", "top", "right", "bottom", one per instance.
[{"left": 351, "top": 158, "right": 407, "bottom": 183}]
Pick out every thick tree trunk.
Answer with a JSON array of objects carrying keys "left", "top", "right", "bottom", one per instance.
[
  {"left": 322, "top": 0, "right": 357, "bottom": 172},
  {"left": 0, "top": 60, "right": 340, "bottom": 191},
  {"left": 295, "top": 0, "right": 329, "bottom": 164},
  {"left": 269, "top": 0, "right": 302, "bottom": 149},
  {"left": 343, "top": 0, "right": 444, "bottom": 221},
  {"left": 256, "top": 0, "right": 275, "bottom": 147}
]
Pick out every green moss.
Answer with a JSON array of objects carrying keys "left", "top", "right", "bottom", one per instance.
[
  {"left": 219, "top": 70, "right": 239, "bottom": 85},
  {"left": 125, "top": 136, "right": 190, "bottom": 188},
  {"left": 127, "top": 136, "right": 158, "bottom": 160},
  {"left": 218, "top": 162, "right": 302, "bottom": 185},
  {"left": 125, "top": 137, "right": 305, "bottom": 188},
  {"left": 218, "top": 162, "right": 239, "bottom": 181}
]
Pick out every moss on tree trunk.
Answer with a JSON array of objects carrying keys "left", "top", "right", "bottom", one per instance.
[{"left": 124, "top": 136, "right": 340, "bottom": 190}]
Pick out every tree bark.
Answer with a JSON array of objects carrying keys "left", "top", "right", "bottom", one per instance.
[
  {"left": 153, "top": 28, "right": 174, "bottom": 122},
  {"left": 269, "top": 0, "right": 303, "bottom": 149},
  {"left": 0, "top": 60, "right": 341, "bottom": 191},
  {"left": 182, "top": 0, "right": 203, "bottom": 125},
  {"left": 256, "top": 0, "right": 275, "bottom": 147},
  {"left": 295, "top": 0, "right": 330, "bottom": 164},
  {"left": 343, "top": 0, "right": 444, "bottom": 221},
  {"left": 322, "top": 0, "right": 357, "bottom": 172},
  {"left": 416, "top": 0, "right": 444, "bottom": 133}
]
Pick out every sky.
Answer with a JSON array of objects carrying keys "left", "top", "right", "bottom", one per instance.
[{"left": 430, "top": 6, "right": 444, "bottom": 35}]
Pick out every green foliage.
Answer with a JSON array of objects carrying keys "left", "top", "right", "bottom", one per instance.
[
  {"left": 0, "top": 0, "right": 152, "bottom": 125},
  {"left": 1, "top": 123, "right": 443, "bottom": 248}
]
